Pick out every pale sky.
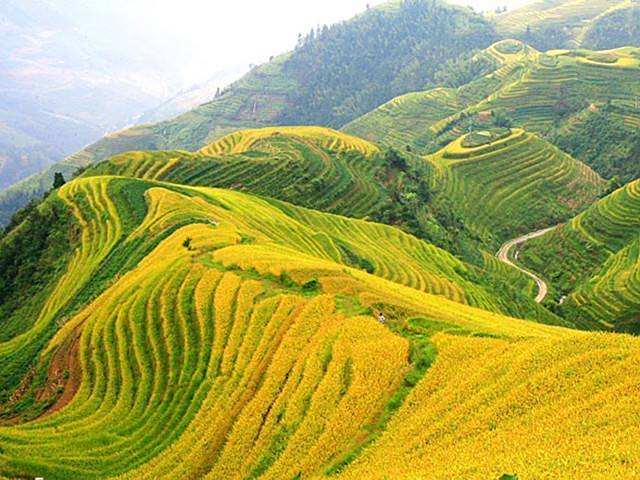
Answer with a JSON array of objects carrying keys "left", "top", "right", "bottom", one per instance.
[{"left": 120, "top": 0, "right": 534, "bottom": 85}]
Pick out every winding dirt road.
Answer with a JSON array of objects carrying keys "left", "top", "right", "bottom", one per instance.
[{"left": 496, "top": 226, "right": 557, "bottom": 303}]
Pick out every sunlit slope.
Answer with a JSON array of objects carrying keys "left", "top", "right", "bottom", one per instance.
[
  {"left": 92, "top": 127, "right": 559, "bottom": 321},
  {"left": 0, "top": 176, "right": 564, "bottom": 477},
  {"left": 0, "top": 173, "right": 556, "bottom": 422},
  {"left": 343, "top": 40, "right": 538, "bottom": 153},
  {"left": 334, "top": 332, "right": 640, "bottom": 480},
  {"left": 1, "top": 176, "right": 639, "bottom": 478},
  {"left": 428, "top": 128, "right": 604, "bottom": 243},
  {"left": 521, "top": 179, "right": 640, "bottom": 330},
  {"left": 200, "top": 126, "right": 379, "bottom": 157},
  {"left": 92, "top": 127, "right": 386, "bottom": 220}
]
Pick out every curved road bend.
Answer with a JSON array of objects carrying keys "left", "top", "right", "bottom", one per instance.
[{"left": 496, "top": 226, "right": 557, "bottom": 303}]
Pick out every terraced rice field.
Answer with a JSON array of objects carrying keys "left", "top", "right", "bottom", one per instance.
[
  {"left": 429, "top": 128, "right": 604, "bottom": 243},
  {"left": 343, "top": 88, "right": 463, "bottom": 152},
  {"left": 495, "top": 0, "right": 625, "bottom": 42},
  {"left": 346, "top": 43, "right": 640, "bottom": 154},
  {"left": 0, "top": 162, "right": 638, "bottom": 478},
  {"left": 475, "top": 47, "right": 640, "bottom": 133},
  {"left": 95, "top": 127, "right": 386, "bottom": 220},
  {"left": 343, "top": 40, "right": 537, "bottom": 153},
  {"left": 334, "top": 331, "right": 640, "bottom": 479},
  {"left": 521, "top": 179, "right": 640, "bottom": 330}
]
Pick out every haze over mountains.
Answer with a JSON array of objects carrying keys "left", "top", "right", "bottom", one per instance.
[{"left": 1, "top": 0, "right": 640, "bottom": 478}]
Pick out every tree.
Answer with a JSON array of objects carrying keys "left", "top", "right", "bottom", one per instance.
[{"left": 53, "top": 172, "right": 66, "bottom": 189}]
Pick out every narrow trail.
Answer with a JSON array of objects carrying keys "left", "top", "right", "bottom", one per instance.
[{"left": 496, "top": 226, "right": 557, "bottom": 303}]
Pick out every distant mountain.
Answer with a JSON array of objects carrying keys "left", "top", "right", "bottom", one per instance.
[
  {"left": 0, "top": 0, "right": 498, "bottom": 226},
  {"left": 0, "top": 0, "right": 191, "bottom": 189},
  {"left": 495, "top": 0, "right": 640, "bottom": 50}
]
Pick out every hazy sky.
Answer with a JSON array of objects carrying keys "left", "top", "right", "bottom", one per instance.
[{"left": 120, "top": 0, "right": 534, "bottom": 84}]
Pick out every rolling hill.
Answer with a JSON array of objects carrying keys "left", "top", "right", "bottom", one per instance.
[
  {"left": 0, "top": 0, "right": 498, "bottom": 227},
  {"left": 2, "top": 1, "right": 640, "bottom": 477},
  {"left": 85, "top": 126, "right": 558, "bottom": 320},
  {"left": 520, "top": 179, "right": 640, "bottom": 330},
  {"left": 0, "top": 170, "right": 637, "bottom": 479}
]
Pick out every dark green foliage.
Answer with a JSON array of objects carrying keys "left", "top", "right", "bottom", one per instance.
[
  {"left": 384, "top": 148, "right": 408, "bottom": 171},
  {"left": 520, "top": 24, "right": 572, "bottom": 52},
  {"left": 53, "top": 172, "right": 66, "bottom": 189},
  {"left": 336, "top": 241, "right": 376, "bottom": 274},
  {"left": 301, "top": 278, "right": 320, "bottom": 293},
  {"left": 0, "top": 198, "right": 74, "bottom": 343},
  {"left": 551, "top": 106, "right": 640, "bottom": 182},
  {"left": 281, "top": 0, "right": 497, "bottom": 127},
  {"left": 0, "top": 197, "right": 75, "bottom": 406}
]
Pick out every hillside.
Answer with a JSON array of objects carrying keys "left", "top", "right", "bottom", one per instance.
[
  {"left": 85, "top": 126, "right": 556, "bottom": 317},
  {"left": 0, "top": 0, "right": 498, "bottom": 227},
  {"left": 0, "top": 172, "right": 638, "bottom": 479},
  {"left": 520, "top": 179, "right": 640, "bottom": 330},
  {"left": 3, "top": 2, "right": 640, "bottom": 477},
  {"left": 343, "top": 39, "right": 538, "bottom": 153},
  {"left": 495, "top": 0, "right": 639, "bottom": 50},
  {"left": 346, "top": 42, "right": 640, "bottom": 180},
  {"left": 427, "top": 128, "right": 604, "bottom": 245},
  {"left": 582, "top": 4, "right": 640, "bottom": 49}
]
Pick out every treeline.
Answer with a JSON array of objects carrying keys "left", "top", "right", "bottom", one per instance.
[{"left": 280, "top": 0, "right": 497, "bottom": 127}]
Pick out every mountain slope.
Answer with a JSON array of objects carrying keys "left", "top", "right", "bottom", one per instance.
[
  {"left": 428, "top": 128, "right": 604, "bottom": 245},
  {"left": 0, "top": 0, "right": 498, "bottom": 226},
  {"left": 0, "top": 173, "right": 637, "bottom": 479},
  {"left": 520, "top": 179, "right": 640, "bottom": 330},
  {"left": 581, "top": 4, "right": 640, "bottom": 49},
  {"left": 87, "top": 126, "right": 556, "bottom": 320},
  {"left": 345, "top": 42, "right": 640, "bottom": 146},
  {"left": 343, "top": 39, "right": 538, "bottom": 153},
  {"left": 495, "top": 0, "right": 639, "bottom": 50}
]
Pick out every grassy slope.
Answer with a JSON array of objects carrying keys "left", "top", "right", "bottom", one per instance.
[
  {"left": 428, "top": 128, "right": 604, "bottom": 246},
  {"left": 521, "top": 179, "right": 640, "bottom": 330},
  {"left": 0, "top": 174, "right": 638, "bottom": 480}
]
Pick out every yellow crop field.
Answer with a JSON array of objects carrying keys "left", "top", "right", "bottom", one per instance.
[
  {"left": 1, "top": 172, "right": 637, "bottom": 479},
  {"left": 199, "top": 126, "right": 380, "bottom": 157}
]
